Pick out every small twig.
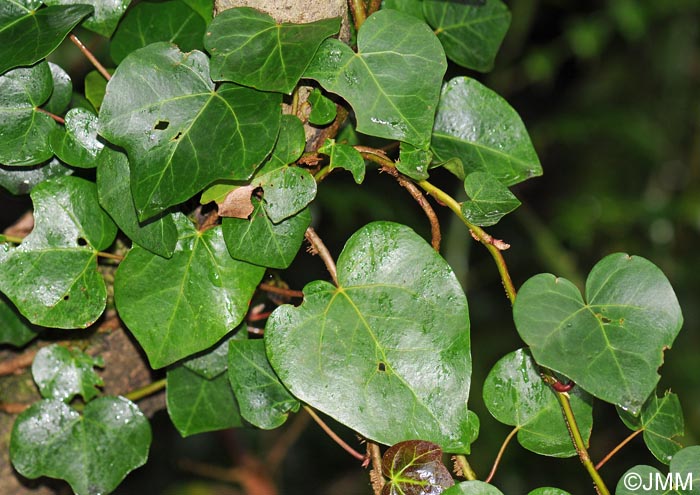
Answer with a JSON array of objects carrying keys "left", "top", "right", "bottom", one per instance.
[
  {"left": 305, "top": 227, "right": 338, "bottom": 286},
  {"left": 97, "top": 251, "right": 124, "bottom": 262},
  {"left": 258, "top": 283, "right": 304, "bottom": 299},
  {"left": 367, "top": 0, "right": 382, "bottom": 16},
  {"left": 123, "top": 378, "right": 166, "bottom": 402},
  {"left": 0, "top": 349, "right": 38, "bottom": 376},
  {"left": 368, "top": 442, "right": 386, "bottom": 494},
  {"left": 485, "top": 426, "right": 519, "bottom": 483},
  {"left": 303, "top": 405, "right": 366, "bottom": 461},
  {"left": 453, "top": 454, "right": 477, "bottom": 481},
  {"left": 349, "top": 0, "right": 367, "bottom": 30},
  {"left": 69, "top": 33, "right": 112, "bottom": 81},
  {"left": 35, "top": 107, "right": 65, "bottom": 124},
  {"left": 0, "top": 402, "right": 30, "bottom": 414},
  {"left": 595, "top": 429, "right": 643, "bottom": 470}
]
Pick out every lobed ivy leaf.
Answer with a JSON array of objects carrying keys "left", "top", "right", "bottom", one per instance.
[
  {"left": 99, "top": 43, "right": 281, "bottom": 221},
  {"left": 0, "top": 176, "right": 116, "bottom": 328},
  {"left": 618, "top": 391, "right": 684, "bottom": 464},
  {"left": 50, "top": 108, "right": 104, "bottom": 169},
  {"left": 266, "top": 221, "right": 478, "bottom": 453},
  {"left": 0, "top": 158, "right": 73, "bottom": 195},
  {"left": 0, "top": 4, "right": 92, "bottom": 75},
  {"left": 397, "top": 142, "right": 432, "bottom": 181},
  {"left": 432, "top": 77, "right": 542, "bottom": 185},
  {"left": 114, "top": 213, "right": 265, "bottom": 369},
  {"left": 0, "top": 295, "right": 39, "bottom": 346},
  {"left": 305, "top": 9, "right": 446, "bottom": 148},
  {"left": 615, "top": 446, "right": 700, "bottom": 495},
  {"left": 32, "top": 344, "right": 104, "bottom": 403},
  {"left": 513, "top": 253, "right": 683, "bottom": 415},
  {"left": 44, "top": 0, "right": 130, "bottom": 37},
  {"left": 44, "top": 63, "right": 72, "bottom": 115},
  {"left": 183, "top": 329, "right": 243, "bottom": 379},
  {"left": 0, "top": 62, "right": 57, "bottom": 166},
  {"left": 423, "top": 0, "right": 511, "bottom": 72},
  {"left": 461, "top": 171, "right": 521, "bottom": 227},
  {"left": 228, "top": 339, "right": 300, "bottom": 430},
  {"left": 10, "top": 397, "right": 151, "bottom": 495},
  {"left": 483, "top": 348, "right": 593, "bottom": 457},
  {"left": 166, "top": 363, "right": 243, "bottom": 437},
  {"left": 443, "top": 481, "right": 504, "bottom": 495},
  {"left": 318, "top": 138, "right": 365, "bottom": 184},
  {"left": 84, "top": 69, "right": 114, "bottom": 111},
  {"left": 110, "top": 0, "right": 206, "bottom": 64},
  {"left": 205, "top": 7, "right": 341, "bottom": 94},
  {"left": 381, "top": 440, "right": 454, "bottom": 495},
  {"left": 96, "top": 147, "right": 177, "bottom": 258},
  {"left": 308, "top": 88, "right": 337, "bottom": 126}
]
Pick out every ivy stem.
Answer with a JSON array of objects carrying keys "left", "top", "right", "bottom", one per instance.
[
  {"left": 305, "top": 227, "right": 338, "bottom": 285},
  {"left": 35, "top": 107, "right": 65, "bottom": 124},
  {"left": 69, "top": 33, "right": 112, "bottom": 81},
  {"left": 258, "top": 282, "right": 304, "bottom": 300},
  {"left": 0, "top": 234, "right": 23, "bottom": 244},
  {"left": 454, "top": 454, "right": 477, "bottom": 481},
  {"left": 367, "top": 0, "right": 382, "bottom": 16},
  {"left": 314, "top": 164, "right": 332, "bottom": 183},
  {"left": 97, "top": 251, "right": 124, "bottom": 262},
  {"left": 368, "top": 442, "right": 386, "bottom": 495},
  {"left": 485, "top": 426, "right": 520, "bottom": 483},
  {"left": 595, "top": 429, "right": 643, "bottom": 470},
  {"left": 303, "top": 405, "right": 366, "bottom": 461},
  {"left": 123, "top": 378, "right": 166, "bottom": 402},
  {"left": 349, "top": 0, "right": 367, "bottom": 30}
]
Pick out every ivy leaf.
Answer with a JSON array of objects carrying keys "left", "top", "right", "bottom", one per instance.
[
  {"left": 0, "top": 295, "right": 39, "bottom": 346},
  {"left": 183, "top": 328, "right": 243, "bottom": 379},
  {"left": 44, "top": 63, "right": 72, "bottom": 115},
  {"left": 228, "top": 339, "right": 300, "bottom": 429},
  {"left": 432, "top": 77, "right": 542, "bottom": 185},
  {"left": 381, "top": 440, "right": 454, "bottom": 495},
  {"left": 96, "top": 147, "right": 177, "bottom": 258},
  {"left": 0, "top": 176, "right": 116, "bottom": 328},
  {"left": 615, "top": 446, "right": 700, "bottom": 495},
  {"left": 308, "top": 88, "right": 337, "bottom": 126},
  {"left": 10, "top": 397, "right": 151, "bottom": 495},
  {"left": 223, "top": 198, "right": 311, "bottom": 269},
  {"left": 182, "top": 0, "right": 212, "bottom": 21},
  {"left": 461, "top": 171, "right": 521, "bottom": 227},
  {"left": 32, "top": 344, "right": 104, "bottom": 403},
  {"left": 0, "top": 159, "right": 73, "bottom": 195},
  {"left": 44, "top": 0, "right": 130, "bottom": 37},
  {"left": 110, "top": 0, "right": 207, "bottom": 64},
  {"left": 513, "top": 253, "right": 683, "bottom": 415},
  {"left": 266, "top": 221, "right": 477, "bottom": 453},
  {"left": 0, "top": 4, "right": 92, "bottom": 75},
  {"left": 528, "top": 489, "right": 572, "bottom": 495},
  {"left": 114, "top": 213, "right": 265, "bottom": 369},
  {"left": 305, "top": 9, "right": 446, "bottom": 148},
  {"left": 443, "top": 481, "right": 504, "bottom": 495},
  {"left": 0, "top": 62, "right": 57, "bottom": 166},
  {"left": 618, "top": 391, "right": 684, "bottom": 464},
  {"left": 382, "top": 0, "right": 425, "bottom": 20},
  {"left": 423, "top": 0, "right": 511, "bottom": 72},
  {"left": 318, "top": 138, "right": 366, "bottom": 184},
  {"left": 84, "top": 69, "right": 114, "bottom": 111},
  {"left": 50, "top": 108, "right": 104, "bottom": 169},
  {"left": 205, "top": 7, "right": 340, "bottom": 94},
  {"left": 397, "top": 142, "right": 432, "bottom": 181},
  {"left": 166, "top": 364, "right": 243, "bottom": 437},
  {"left": 99, "top": 43, "right": 281, "bottom": 221},
  {"left": 483, "top": 348, "right": 593, "bottom": 457}
]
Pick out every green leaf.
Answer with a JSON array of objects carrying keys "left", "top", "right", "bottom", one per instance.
[
  {"left": 205, "top": 7, "right": 341, "bottom": 94},
  {"left": 183, "top": 328, "right": 243, "bottom": 379},
  {"left": 166, "top": 364, "right": 242, "bottom": 437},
  {"left": 10, "top": 397, "right": 151, "bottom": 495},
  {"left": 96, "top": 147, "right": 178, "bottom": 258},
  {"left": 381, "top": 440, "right": 454, "bottom": 495},
  {"left": 266, "top": 221, "right": 477, "bottom": 453},
  {"left": 444, "top": 481, "right": 505, "bottom": 495},
  {"left": 50, "top": 108, "right": 104, "bottom": 169},
  {"left": 382, "top": 0, "right": 424, "bottom": 20},
  {"left": 528, "top": 489, "right": 572, "bottom": 495},
  {"left": 318, "top": 138, "right": 366, "bottom": 184},
  {"left": 483, "top": 348, "right": 592, "bottom": 457},
  {"left": 305, "top": 9, "right": 446, "bottom": 148},
  {"left": 0, "top": 159, "right": 73, "bottom": 195},
  {"left": 432, "top": 77, "right": 542, "bottom": 185},
  {"left": 513, "top": 253, "right": 683, "bottom": 415},
  {"left": 615, "top": 446, "right": 700, "bottom": 495},
  {"left": 99, "top": 43, "right": 281, "bottom": 221},
  {"left": 223, "top": 198, "right": 310, "bottom": 269},
  {"left": 44, "top": 63, "right": 72, "bottom": 115},
  {"left": 0, "top": 4, "right": 92, "bottom": 75},
  {"left": 228, "top": 338, "right": 300, "bottom": 429},
  {"left": 618, "top": 391, "right": 684, "bottom": 464},
  {"left": 44, "top": 0, "right": 130, "bottom": 37},
  {"left": 461, "top": 171, "right": 521, "bottom": 227},
  {"left": 423, "top": 0, "right": 511, "bottom": 72},
  {"left": 0, "top": 295, "right": 39, "bottom": 346},
  {"left": 32, "top": 344, "right": 104, "bottom": 403},
  {"left": 181, "top": 0, "right": 212, "bottom": 21},
  {"left": 110, "top": 0, "right": 207, "bottom": 64},
  {"left": 84, "top": 69, "right": 114, "bottom": 111},
  {"left": 0, "top": 62, "right": 57, "bottom": 166},
  {"left": 308, "top": 88, "right": 337, "bottom": 126},
  {"left": 0, "top": 176, "right": 116, "bottom": 328},
  {"left": 397, "top": 142, "right": 432, "bottom": 180},
  {"left": 114, "top": 213, "right": 265, "bottom": 368}
]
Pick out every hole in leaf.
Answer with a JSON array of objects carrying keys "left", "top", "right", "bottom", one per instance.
[
  {"left": 171, "top": 131, "right": 182, "bottom": 141},
  {"left": 377, "top": 362, "right": 386, "bottom": 372},
  {"left": 63, "top": 295, "right": 70, "bottom": 301},
  {"left": 77, "top": 237, "right": 87, "bottom": 246},
  {"left": 154, "top": 120, "right": 169, "bottom": 130},
  {"left": 600, "top": 316, "right": 612, "bottom": 324}
]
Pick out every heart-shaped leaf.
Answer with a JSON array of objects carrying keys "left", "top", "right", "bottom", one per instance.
[
  {"left": 0, "top": 159, "right": 73, "bottom": 195},
  {"left": 0, "top": 295, "right": 39, "bottom": 346},
  {"left": 205, "top": 7, "right": 340, "bottom": 94},
  {"left": 0, "top": 176, "right": 116, "bottom": 328},
  {"left": 44, "top": 62, "right": 72, "bottom": 115},
  {"left": 114, "top": 213, "right": 265, "bottom": 368},
  {"left": 432, "top": 77, "right": 542, "bottom": 185},
  {"left": 483, "top": 348, "right": 592, "bottom": 457},
  {"left": 10, "top": 397, "right": 151, "bottom": 495},
  {"left": 444, "top": 481, "right": 505, "bottom": 495},
  {"left": 308, "top": 88, "right": 337, "bottom": 126},
  {"left": 615, "top": 446, "right": 700, "bottom": 495},
  {"left": 266, "top": 221, "right": 478, "bottom": 453},
  {"left": 50, "top": 108, "right": 104, "bottom": 169},
  {"left": 513, "top": 253, "right": 683, "bottom": 414},
  {"left": 99, "top": 43, "right": 281, "bottom": 221},
  {"left": 32, "top": 344, "right": 104, "bottom": 403},
  {"left": 318, "top": 138, "right": 366, "bottom": 184},
  {"left": 305, "top": 9, "right": 446, "bottom": 148},
  {"left": 44, "top": 0, "right": 130, "bottom": 37},
  {"left": 381, "top": 440, "right": 454, "bottom": 495},
  {"left": 84, "top": 69, "right": 114, "bottom": 111},
  {"left": 461, "top": 171, "right": 521, "bottom": 227}
]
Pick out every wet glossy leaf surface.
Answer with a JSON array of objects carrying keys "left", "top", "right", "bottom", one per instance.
[
  {"left": 114, "top": 213, "right": 264, "bottom": 368},
  {"left": 228, "top": 338, "right": 300, "bottom": 429},
  {"left": 32, "top": 344, "right": 104, "bottom": 403},
  {"left": 443, "top": 481, "right": 504, "bottom": 495},
  {"left": 514, "top": 253, "right": 683, "bottom": 414},
  {"left": 44, "top": 62, "right": 72, "bottom": 115},
  {"left": 397, "top": 142, "right": 432, "bottom": 180},
  {"left": 10, "top": 397, "right": 151, "bottom": 495},
  {"left": 0, "top": 159, "right": 73, "bottom": 195},
  {"left": 381, "top": 440, "right": 454, "bottom": 495},
  {"left": 528, "top": 489, "right": 572, "bottom": 495},
  {"left": 432, "top": 77, "right": 541, "bottom": 185},
  {"left": 0, "top": 176, "right": 116, "bottom": 328},
  {"left": 0, "top": 295, "right": 38, "bottom": 346},
  {"left": 305, "top": 9, "right": 446, "bottom": 148},
  {"left": 318, "top": 138, "right": 365, "bottom": 184},
  {"left": 183, "top": 329, "right": 242, "bottom": 379},
  {"left": 461, "top": 171, "right": 521, "bottom": 226},
  {"left": 84, "top": 69, "right": 113, "bottom": 111},
  {"left": 423, "top": 0, "right": 511, "bottom": 72},
  {"left": 99, "top": 43, "right": 281, "bottom": 220},
  {"left": 206, "top": 7, "right": 340, "bottom": 94},
  {"left": 483, "top": 348, "right": 592, "bottom": 457},
  {"left": 50, "top": 108, "right": 103, "bottom": 169},
  {"left": 615, "top": 446, "right": 700, "bottom": 495},
  {"left": 266, "top": 222, "right": 477, "bottom": 453},
  {"left": 44, "top": 0, "right": 130, "bottom": 37},
  {"left": 308, "top": 88, "right": 337, "bottom": 126}
]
